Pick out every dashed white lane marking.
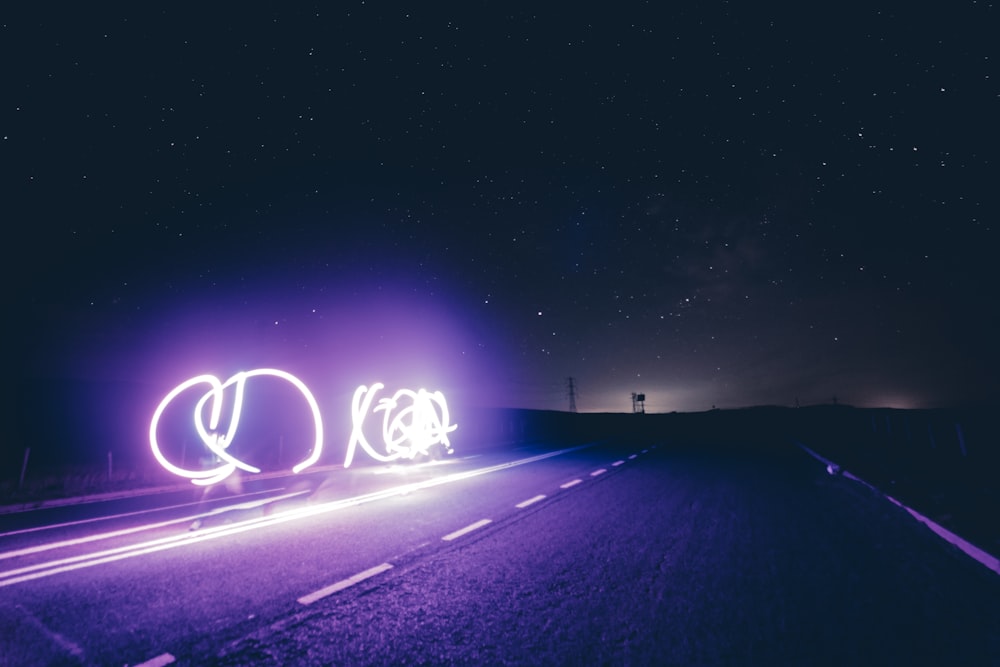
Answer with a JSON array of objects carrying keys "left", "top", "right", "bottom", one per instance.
[
  {"left": 135, "top": 653, "right": 176, "bottom": 667},
  {"left": 590, "top": 468, "right": 607, "bottom": 477},
  {"left": 612, "top": 460, "right": 625, "bottom": 467},
  {"left": 628, "top": 454, "right": 638, "bottom": 460},
  {"left": 17, "top": 604, "right": 85, "bottom": 659},
  {"left": 442, "top": 519, "right": 492, "bottom": 542},
  {"left": 641, "top": 449, "right": 649, "bottom": 454},
  {"left": 515, "top": 494, "right": 546, "bottom": 509},
  {"left": 298, "top": 563, "right": 394, "bottom": 605},
  {"left": 560, "top": 479, "right": 583, "bottom": 489}
]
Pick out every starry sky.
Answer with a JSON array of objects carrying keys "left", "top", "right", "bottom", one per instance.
[{"left": 5, "top": 2, "right": 998, "bottom": 436}]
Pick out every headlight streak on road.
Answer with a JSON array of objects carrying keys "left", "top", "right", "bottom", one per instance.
[
  {"left": 0, "top": 444, "right": 595, "bottom": 588},
  {"left": 0, "top": 488, "right": 287, "bottom": 539},
  {"left": 370, "top": 458, "right": 462, "bottom": 475},
  {"left": 0, "top": 491, "right": 310, "bottom": 561}
]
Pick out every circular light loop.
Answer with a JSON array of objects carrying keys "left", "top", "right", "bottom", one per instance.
[{"left": 149, "top": 369, "right": 324, "bottom": 485}]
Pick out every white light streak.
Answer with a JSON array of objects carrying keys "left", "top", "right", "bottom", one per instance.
[
  {"left": 0, "top": 490, "right": 307, "bottom": 560},
  {"left": 1, "top": 445, "right": 593, "bottom": 588}
]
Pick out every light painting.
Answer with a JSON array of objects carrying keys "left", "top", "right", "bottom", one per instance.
[
  {"left": 345, "top": 383, "right": 457, "bottom": 468},
  {"left": 149, "top": 369, "right": 324, "bottom": 485},
  {"left": 150, "top": 370, "right": 456, "bottom": 483}
]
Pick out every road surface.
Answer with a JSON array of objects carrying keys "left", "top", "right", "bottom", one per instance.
[{"left": 1, "top": 440, "right": 998, "bottom": 665}]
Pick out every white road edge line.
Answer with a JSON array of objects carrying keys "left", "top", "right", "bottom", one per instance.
[
  {"left": 796, "top": 442, "right": 1000, "bottom": 577},
  {"left": 442, "top": 519, "right": 492, "bottom": 541},
  {"left": 560, "top": 479, "right": 582, "bottom": 489},
  {"left": 298, "top": 563, "right": 394, "bottom": 605},
  {"left": 134, "top": 653, "right": 176, "bottom": 667},
  {"left": 590, "top": 468, "right": 607, "bottom": 476},
  {"left": 515, "top": 494, "right": 546, "bottom": 509}
]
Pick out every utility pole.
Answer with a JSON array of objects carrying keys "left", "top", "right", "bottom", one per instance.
[{"left": 566, "top": 377, "right": 577, "bottom": 413}]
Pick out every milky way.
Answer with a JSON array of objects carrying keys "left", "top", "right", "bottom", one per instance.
[{"left": 7, "top": 3, "right": 997, "bottom": 440}]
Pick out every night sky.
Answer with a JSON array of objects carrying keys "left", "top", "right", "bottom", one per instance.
[{"left": 6, "top": 2, "right": 998, "bottom": 442}]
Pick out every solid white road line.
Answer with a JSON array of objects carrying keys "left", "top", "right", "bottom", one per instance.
[
  {"left": 796, "top": 442, "right": 999, "bottom": 577},
  {"left": 135, "top": 653, "right": 176, "bottom": 667},
  {"left": 515, "top": 494, "right": 546, "bottom": 509},
  {"left": 298, "top": 563, "right": 394, "bottom": 605},
  {"left": 442, "top": 519, "right": 492, "bottom": 541},
  {"left": 560, "top": 479, "right": 582, "bottom": 489},
  {"left": 590, "top": 469, "right": 607, "bottom": 476}
]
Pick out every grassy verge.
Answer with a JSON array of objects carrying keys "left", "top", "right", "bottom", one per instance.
[{"left": 0, "top": 463, "right": 180, "bottom": 508}]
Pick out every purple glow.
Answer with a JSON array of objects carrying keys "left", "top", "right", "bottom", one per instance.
[
  {"left": 149, "top": 369, "right": 324, "bottom": 485},
  {"left": 345, "top": 383, "right": 457, "bottom": 468},
  {"left": 151, "top": 368, "right": 454, "bottom": 483}
]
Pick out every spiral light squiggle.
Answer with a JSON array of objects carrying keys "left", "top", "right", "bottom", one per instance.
[{"left": 345, "top": 383, "right": 457, "bottom": 468}]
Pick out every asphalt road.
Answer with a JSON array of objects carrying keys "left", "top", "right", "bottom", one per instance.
[{"left": 1, "top": 440, "right": 998, "bottom": 666}]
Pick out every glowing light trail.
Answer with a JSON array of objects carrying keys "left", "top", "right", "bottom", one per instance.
[
  {"left": 0, "top": 445, "right": 594, "bottom": 588},
  {"left": 149, "top": 369, "right": 323, "bottom": 485},
  {"left": 0, "top": 490, "right": 308, "bottom": 560},
  {"left": 150, "top": 370, "right": 455, "bottom": 484},
  {"left": 345, "top": 383, "right": 457, "bottom": 468}
]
